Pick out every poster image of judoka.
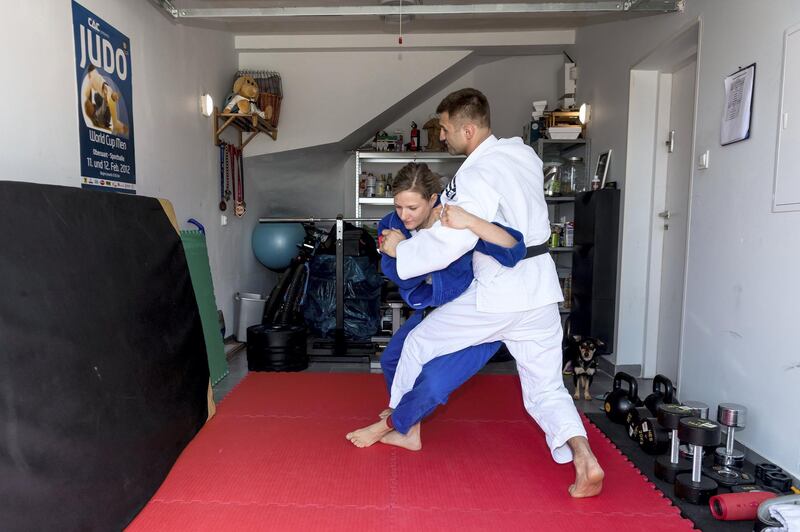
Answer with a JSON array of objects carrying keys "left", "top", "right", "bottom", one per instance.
[
  {"left": 72, "top": 1, "right": 136, "bottom": 193},
  {"left": 81, "top": 65, "right": 130, "bottom": 137}
]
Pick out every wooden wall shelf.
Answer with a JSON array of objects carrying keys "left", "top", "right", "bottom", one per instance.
[{"left": 213, "top": 107, "right": 277, "bottom": 150}]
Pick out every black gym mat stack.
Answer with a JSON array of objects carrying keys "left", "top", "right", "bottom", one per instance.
[
  {"left": 586, "top": 412, "right": 756, "bottom": 532},
  {"left": 0, "top": 182, "right": 210, "bottom": 532}
]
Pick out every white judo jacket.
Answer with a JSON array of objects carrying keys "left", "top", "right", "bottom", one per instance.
[{"left": 395, "top": 135, "right": 564, "bottom": 313}]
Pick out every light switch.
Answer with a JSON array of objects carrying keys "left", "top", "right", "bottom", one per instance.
[
  {"left": 220, "top": 214, "right": 228, "bottom": 226},
  {"left": 698, "top": 150, "right": 710, "bottom": 169}
]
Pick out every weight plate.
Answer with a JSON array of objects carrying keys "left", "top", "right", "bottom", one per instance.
[
  {"left": 654, "top": 455, "right": 692, "bottom": 483},
  {"left": 678, "top": 417, "right": 721, "bottom": 447},
  {"left": 675, "top": 473, "right": 719, "bottom": 505},
  {"left": 657, "top": 403, "right": 694, "bottom": 430}
]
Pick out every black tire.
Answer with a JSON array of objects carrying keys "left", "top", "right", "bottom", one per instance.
[
  {"left": 263, "top": 269, "right": 294, "bottom": 325},
  {"left": 275, "top": 263, "right": 307, "bottom": 326}
]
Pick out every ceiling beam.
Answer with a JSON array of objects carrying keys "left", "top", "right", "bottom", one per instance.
[{"left": 153, "top": 1, "right": 683, "bottom": 19}]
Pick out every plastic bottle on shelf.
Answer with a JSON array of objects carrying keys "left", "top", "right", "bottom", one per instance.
[
  {"left": 564, "top": 222, "right": 574, "bottom": 247},
  {"left": 591, "top": 174, "right": 601, "bottom": 190},
  {"left": 366, "top": 173, "right": 376, "bottom": 198},
  {"left": 385, "top": 173, "right": 393, "bottom": 197},
  {"left": 359, "top": 172, "right": 368, "bottom": 196},
  {"left": 376, "top": 174, "right": 386, "bottom": 197}
]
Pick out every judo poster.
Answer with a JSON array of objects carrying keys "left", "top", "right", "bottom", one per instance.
[{"left": 72, "top": 1, "right": 136, "bottom": 193}]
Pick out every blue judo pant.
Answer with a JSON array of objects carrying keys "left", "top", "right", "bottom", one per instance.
[{"left": 381, "top": 310, "right": 501, "bottom": 434}]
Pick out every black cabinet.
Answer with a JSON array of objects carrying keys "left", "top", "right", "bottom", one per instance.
[{"left": 570, "top": 189, "right": 620, "bottom": 349}]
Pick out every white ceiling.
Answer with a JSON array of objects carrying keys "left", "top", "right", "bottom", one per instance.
[{"left": 160, "top": 0, "right": 679, "bottom": 35}]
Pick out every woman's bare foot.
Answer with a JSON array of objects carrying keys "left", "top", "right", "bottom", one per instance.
[
  {"left": 379, "top": 422, "right": 422, "bottom": 451},
  {"left": 378, "top": 408, "right": 393, "bottom": 419},
  {"left": 346, "top": 418, "right": 392, "bottom": 448},
  {"left": 567, "top": 436, "right": 604, "bottom": 498}
]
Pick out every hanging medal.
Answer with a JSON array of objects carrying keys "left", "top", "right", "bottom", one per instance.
[
  {"left": 234, "top": 145, "right": 246, "bottom": 217},
  {"left": 219, "top": 143, "right": 228, "bottom": 211},
  {"left": 224, "top": 144, "right": 232, "bottom": 205},
  {"left": 228, "top": 144, "right": 237, "bottom": 215}
]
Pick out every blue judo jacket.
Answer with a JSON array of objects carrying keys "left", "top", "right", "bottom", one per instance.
[
  {"left": 378, "top": 211, "right": 527, "bottom": 309},
  {"left": 377, "top": 210, "right": 530, "bottom": 434}
]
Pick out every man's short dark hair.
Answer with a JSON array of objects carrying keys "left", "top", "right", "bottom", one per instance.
[{"left": 436, "top": 88, "right": 491, "bottom": 128}]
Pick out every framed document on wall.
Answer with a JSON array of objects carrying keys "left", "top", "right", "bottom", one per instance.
[{"left": 721, "top": 63, "right": 756, "bottom": 146}]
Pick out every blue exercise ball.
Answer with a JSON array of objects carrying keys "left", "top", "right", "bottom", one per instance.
[{"left": 252, "top": 223, "right": 306, "bottom": 272}]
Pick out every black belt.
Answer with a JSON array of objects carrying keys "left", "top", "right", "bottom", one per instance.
[{"left": 525, "top": 242, "right": 550, "bottom": 259}]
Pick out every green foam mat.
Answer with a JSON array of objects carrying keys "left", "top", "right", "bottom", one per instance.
[{"left": 180, "top": 230, "right": 228, "bottom": 385}]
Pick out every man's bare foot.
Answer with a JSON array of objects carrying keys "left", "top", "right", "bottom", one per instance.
[
  {"left": 567, "top": 436, "right": 604, "bottom": 498},
  {"left": 379, "top": 422, "right": 422, "bottom": 451},
  {"left": 346, "top": 418, "right": 392, "bottom": 448},
  {"left": 378, "top": 408, "right": 393, "bottom": 419}
]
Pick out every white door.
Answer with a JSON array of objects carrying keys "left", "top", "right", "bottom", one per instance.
[{"left": 655, "top": 60, "right": 696, "bottom": 381}]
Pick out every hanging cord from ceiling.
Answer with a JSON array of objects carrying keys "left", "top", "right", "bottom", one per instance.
[{"left": 398, "top": 0, "right": 403, "bottom": 45}]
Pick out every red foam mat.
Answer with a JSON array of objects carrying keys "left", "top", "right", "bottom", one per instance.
[{"left": 128, "top": 373, "right": 696, "bottom": 531}]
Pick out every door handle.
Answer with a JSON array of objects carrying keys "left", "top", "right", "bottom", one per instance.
[
  {"left": 665, "top": 130, "right": 675, "bottom": 153},
  {"left": 658, "top": 210, "right": 672, "bottom": 220}
]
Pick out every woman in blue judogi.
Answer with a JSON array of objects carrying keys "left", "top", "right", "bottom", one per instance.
[{"left": 346, "top": 162, "right": 526, "bottom": 450}]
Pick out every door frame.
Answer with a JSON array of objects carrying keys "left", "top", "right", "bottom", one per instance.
[{"left": 621, "top": 19, "right": 702, "bottom": 380}]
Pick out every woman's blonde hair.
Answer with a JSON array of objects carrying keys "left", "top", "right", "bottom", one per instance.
[{"left": 391, "top": 163, "right": 442, "bottom": 199}]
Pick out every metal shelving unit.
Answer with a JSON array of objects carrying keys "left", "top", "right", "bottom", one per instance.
[
  {"left": 544, "top": 192, "right": 579, "bottom": 317},
  {"left": 354, "top": 150, "right": 466, "bottom": 220}
]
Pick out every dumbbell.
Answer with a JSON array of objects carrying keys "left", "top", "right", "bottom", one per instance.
[
  {"left": 625, "top": 406, "right": 650, "bottom": 441},
  {"left": 714, "top": 403, "right": 747, "bottom": 469},
  {"left": 653, "top": 404, "right": 693, "bottom": 482},
  {"left": 604, "top": 372, "right": 642, "bottom": 424},
  {"left": 674, "top": 417, "right": 722, "bottom": 504},
  {"left": 643, "top": 374, "right": 676, "bottom": 416},
  {"left": 679, "top": 400, "right": 709, "bottom": 461}
]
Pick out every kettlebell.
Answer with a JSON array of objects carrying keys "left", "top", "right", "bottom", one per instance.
[
  {"left": 604, "top": 372, "right": 642, "bottom": 424},
  {"left": 626, "top": 406, "right": 650, "bottom": 441},
  {"left": 644, "top": 374, "right": 676, "bottom": 416}
]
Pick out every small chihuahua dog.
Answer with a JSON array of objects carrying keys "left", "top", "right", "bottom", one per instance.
[{"left": 564, "top": 335, "right": 605, "bottom": 400}]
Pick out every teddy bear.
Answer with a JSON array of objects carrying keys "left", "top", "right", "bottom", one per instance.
[{"left": 224, "top": 75, "right": 272, "bottom": 120}]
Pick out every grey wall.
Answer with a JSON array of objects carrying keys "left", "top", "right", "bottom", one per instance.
[
  {"left": 245, "top": 54, "right": 566, "bottom": 226},
  {"left": 384, "top": 54, "right": 565, "bottom": 145},
  {"left": 0, "top": 0, "right": 258, "bottom": 335},
  {"left": 574, "top": 0, "right": 800, "bottom": 476}
]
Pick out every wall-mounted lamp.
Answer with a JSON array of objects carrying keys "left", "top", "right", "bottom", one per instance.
[
  {"left": 579, "top": 103, "right": 591, "bottom": 125},
  {"left": 200, "top": 93, "right": 214, "bottom": 117}
]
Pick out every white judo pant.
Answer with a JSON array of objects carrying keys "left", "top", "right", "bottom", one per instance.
[{"left": 389, "top": 281, "right": 586, "bottom": 464}]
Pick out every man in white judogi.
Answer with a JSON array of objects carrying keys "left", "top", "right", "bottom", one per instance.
[{"left": 380, "top": 88, "right": 604, "bottom": 498}]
